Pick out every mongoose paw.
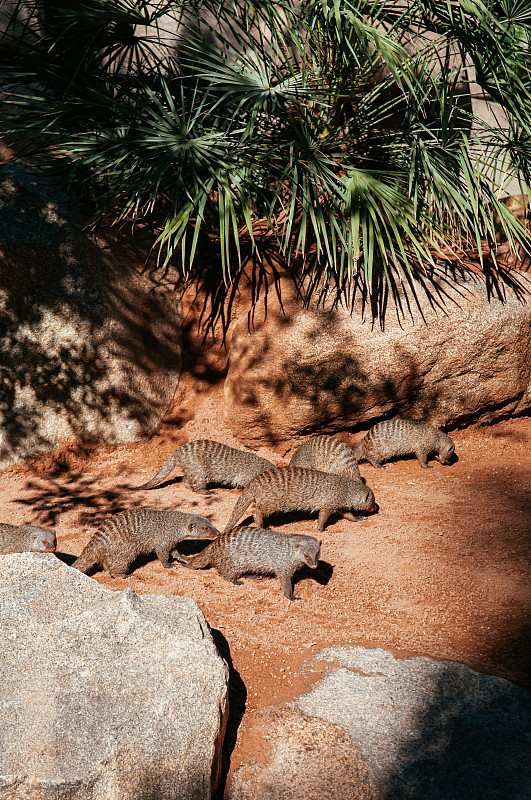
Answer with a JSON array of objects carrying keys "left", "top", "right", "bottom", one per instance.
[{"left": 172, "top": 554, "right": 189, "bottom": 565}]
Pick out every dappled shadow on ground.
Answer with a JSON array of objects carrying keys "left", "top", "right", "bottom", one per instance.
[{"left": 13, "top": 472, "right": 143, "bottom": 529}]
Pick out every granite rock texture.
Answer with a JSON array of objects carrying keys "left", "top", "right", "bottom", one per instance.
[
  {"left": 224, "top": 272, "right": 531, "bottom": 447},
  {"left": 0, "top": 161, "right": 181, "bottom": 467},
  {"left": 0, "top": 553, "right": 229, "bottom": 799},
  {"left": 227, "top": 645, "right": 531, "bottom": 800}
]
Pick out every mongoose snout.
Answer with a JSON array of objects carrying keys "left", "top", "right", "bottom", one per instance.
[
  {"left": 0, "top": 523, "right": 57, "bottom": 556},
  {"left": 303, "top": 550, "right": 320, "bottom": 568}
]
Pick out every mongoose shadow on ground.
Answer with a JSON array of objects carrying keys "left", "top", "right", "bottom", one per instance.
[{"left": 228, "top": 509, "right": 375, "bottom": 530}]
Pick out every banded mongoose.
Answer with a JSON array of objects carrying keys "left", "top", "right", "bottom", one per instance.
[
  {"left": 138, "top": 439, "right": 275, "bottom": 494},
  {"left": 184, "top": 526, "right": 321, "bottom": 600},
  {"left": 290, "top": 435, "right": 362, "bottom": 481},
  {"left": 223, "top": 466, "right": 377, "bottom": 533},
  {"left": 72, "top": 509, "right": 220, "bottom": 578},
  {"left": 0, "top": 522, "right": 57, "bottom": 555},
  {"left": 353, "top": 419, "right": 456, "bottom": 469}
]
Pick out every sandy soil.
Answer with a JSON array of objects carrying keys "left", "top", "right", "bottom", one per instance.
[{"left": 1, "top": 401, "right": 530, "bottom": 792}]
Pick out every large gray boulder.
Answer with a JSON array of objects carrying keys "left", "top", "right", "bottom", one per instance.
[
  {"left": 0, "top": 553, "right": 229, "bottom": 799},
  {"left": 224, "top": 270, "right": 531, "bottom": 447},
  {"left": 228, "top": 646, "right": 531, "bottom": 800},
  {"left": 0, "top": 161, "right": 181, "bottom": 468}
]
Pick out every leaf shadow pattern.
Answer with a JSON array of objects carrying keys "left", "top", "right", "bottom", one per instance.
[
  {"left": 0, "top": 161, "right": 181, "bottom": 466},
  {"left": 225, "top": 265, "right": 531, "bottom": 448},
  {"left": 13, "top": 469, "right": 145, "bottom": 529},
  {"left": 226, "top": 312, "right": 445, "bottom": 448}
]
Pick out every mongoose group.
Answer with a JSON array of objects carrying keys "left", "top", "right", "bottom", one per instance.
[{"left": 1, "top": 419, "right": 456, "bottom": 600}]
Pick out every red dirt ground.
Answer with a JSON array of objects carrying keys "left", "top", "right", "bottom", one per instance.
[{"left": 1, "top": 399, "right": 530, "bottom": 790}]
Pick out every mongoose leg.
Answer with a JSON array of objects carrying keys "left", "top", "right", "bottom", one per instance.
[
  {"left": 156, "top": 549, "right": 173, "bottom": 568},
  {"left": 224, "top": 567, "right": 244, "bottom": 586},
  {"left": 369, "top": 459, "right": 386, "bottom": 468},
  {"left": 170, "top": 549, "right": 189, "bottom": 564},
  {"left": 254, "top": 507, "right": 265, "bottom": 528},
  {"left": 106, "top": 559, "right": 130, "bottom": 578},
  {"left": 279, "top": 573, "right": 296, "bottom": 600},
  {"left": 416, "top": 452, "right": 434, "bottom": 469},
  {"left": 184, "top": 479, "right": 215, "bottom": 495},
  {"left": 183, "top": 469, "right": 215, "bottom": 494},
  {"left": 317, "top": 508, "right": 331, "bottom": 532}
]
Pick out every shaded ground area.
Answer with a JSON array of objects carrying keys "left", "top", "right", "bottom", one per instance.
[{"left": 0, "top": 410, "right": 529, "bottom": 794}]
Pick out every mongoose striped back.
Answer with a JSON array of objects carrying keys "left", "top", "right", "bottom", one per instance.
[
  {"left": 185, "top": 526, "right": 321, "bottom": 600},
  {"left": 223, "top": 466, "right": 376, "bottom": 533},
  {"left": 72, "top": 509, "right": 219, "bottom": 577},
  {"left": 290, "top": 435, "right": 361, "bottom": 481},
  {"left": 353, "top": 419, "right": 455, "bottom": 469},
  {"left": 138, "top": 439, "right": 274, "bottom": 492}
]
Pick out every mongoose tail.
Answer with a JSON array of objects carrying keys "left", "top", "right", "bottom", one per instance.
[
  {"left": 222, "top": 488, "right": 254, "bottom": 534},
  {"left": 137, "top": 452, "right": 180, "bottom": 490}
]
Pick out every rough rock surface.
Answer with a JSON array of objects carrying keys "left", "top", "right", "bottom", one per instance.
[
  {"left": 226, "top": 706, "right": 377, "bottom": 800},
  {"left": 0, "top": 553, "right": 229, "bottom": 799},
  {"left": 0, "top": 161, "right": 181, "bottom": 468},
  {"left": 224, "top": 271, "right": 531, "bottom": 446},
  {"left": 228, "top": 645, "right": 531, "bottom": 800}
]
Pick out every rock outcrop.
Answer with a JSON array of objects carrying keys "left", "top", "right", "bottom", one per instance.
[
  {"left": 224, "top": 270, "right": 531, "bottom": 447},
  {"left": 227, "top": 645, "right": 531, "bottom": 800},
  {"left": 0, "top": 553, "right": 229, "bottom": 799},
  {"left": 0, "top": 161, "right": 182, "bottom": 467}
]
